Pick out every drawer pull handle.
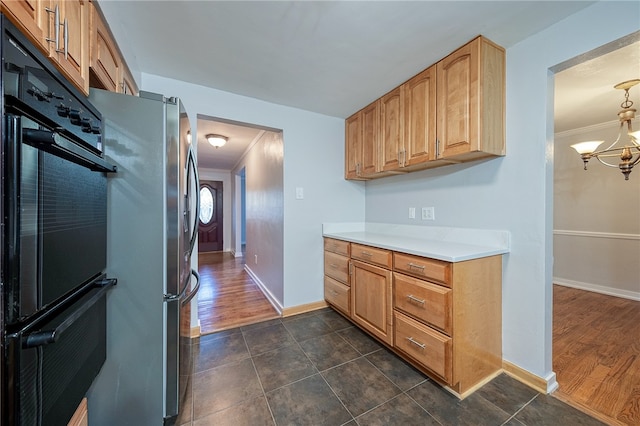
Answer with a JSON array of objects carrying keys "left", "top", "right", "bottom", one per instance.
[
  {"left": 330, "top": 290, "right": 338, "bottom": 296},
  {"left": 361, "top": 251, "right": 373, "bottom": 257},
  {"left": 408, "top": 337, "right": 426, "bottom": 350},
  {"left": 407, "top": 294, "right": 425, "bottom": 305},
  {"left": 329, "top": 263, "right": 338, "bottom": 268},
  {"left": 408, "top": 262, "right": 425, "bottom": 271}
]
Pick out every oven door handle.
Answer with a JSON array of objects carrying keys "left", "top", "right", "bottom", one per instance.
[
  {"left": 23, "top": 278, "right": 117, "bottom": 349},
  {"left": 22, "top": 128, "right": 117, "bottom": 173}
]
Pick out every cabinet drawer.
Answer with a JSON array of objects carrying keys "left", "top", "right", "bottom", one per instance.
[
  {"left": 394, "top": 252, "right": 451, "bottom": 287},
  {"left": 351, "top": 243, "right": 392, "bottom": 268},
  {"left": 394, "top": 273, "right": 452, "bottom": 335},
  {"left": 324, "top": 276, "right": 350, "bottom": 316},
  {"left": 324, "top": 251, "right": 350, "bottom": 284},
  {"left": 394, "top": 312, "right": 452, "bottom": 383},
  {"left": 324, "top": 238, "right": 350, "bottom": 256}
]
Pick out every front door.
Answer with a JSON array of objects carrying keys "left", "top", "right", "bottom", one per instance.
[{"left": 198, "top": 180, "right": 223, "bottom": 252}]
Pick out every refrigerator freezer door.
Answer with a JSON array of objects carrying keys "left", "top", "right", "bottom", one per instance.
[{"left": 164, "top": 297, "right": 179, "bottom": 423}]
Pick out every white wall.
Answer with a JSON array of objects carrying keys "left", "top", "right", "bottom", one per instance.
[
  {"left": 140, "top": 0, "right": 638, "bottom": 385},
  {"left": 233, "top": 130, "right": 285, "bottom": 305},
  {"left": 198, "top": 168, "right": 233, "bottom": 252},
  {"left": 364, "top": 1, "right": 639, "bottom": 386},
  {"left": 554, "top": 122, "right": 640, "bottom": 299},
  {"left": 140, "top": 74, "right": 365, "bottom": 310}
]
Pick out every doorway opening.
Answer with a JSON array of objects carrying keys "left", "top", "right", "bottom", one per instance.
[
  {"left": 550, "top": 31, "right": 640, "bottom": 425},
  {"left": 195, "top": 115, "right": 283, "bottom": 334}
]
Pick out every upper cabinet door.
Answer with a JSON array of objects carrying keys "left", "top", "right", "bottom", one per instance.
[
  {"left": 436, "top": 36, "right": 505, "bottom": 160},
  {"left": 436, "top": 39, "right": 479, "bottom": 159},
  {"left": 89, "top": 1, "right": 119, "bottom": 92},
  {"left": 360, "top": 100, "right": 379, "bottom": 177},
  {"left": 403, "top": 65, "right": 436, "bottom": 167},
  {"left": 345, "top": 112, "right": 363, "bottom": 180},
  {"left": 380, "top": 87, "right": 403, "bottom": 172},
  {"left": 47, "top": 0, "right": 89, "bottom": 94},
  {"left": 1, "top": 0, "right": 48, "bottom": 50}
]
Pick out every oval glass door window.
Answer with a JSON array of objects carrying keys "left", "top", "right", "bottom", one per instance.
[{"left": 199, "top": 186, "right": 214, "bottom": 224}]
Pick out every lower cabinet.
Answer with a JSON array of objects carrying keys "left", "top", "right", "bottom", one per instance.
[
  {"left": 323, "top": 237, "right": 503, "bottom": 398},
  {"left": 350, "top": 259, "right": 393, "bottom": 346}
]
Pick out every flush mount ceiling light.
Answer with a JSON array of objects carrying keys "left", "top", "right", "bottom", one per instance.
[
  {"left": 570, "top": 78, "right": 640, "bottom": 180},
  {"left": 206, "top": 134, "right": 227, "bottom": 148}
]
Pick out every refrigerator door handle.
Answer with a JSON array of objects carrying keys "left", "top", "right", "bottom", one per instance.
[
  {"left": 186, "top": 147, "right": 200, "bottom": 257},
  {"left": 181, "top": 269, "right": 200, "bottom": 306},
  {"left": 166, "top": 268, "right": 200, "bottom": 303}
]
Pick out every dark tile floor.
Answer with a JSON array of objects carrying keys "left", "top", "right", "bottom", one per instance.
[{"left": 178, "top": 308, "right": 605, "bottom": 426}]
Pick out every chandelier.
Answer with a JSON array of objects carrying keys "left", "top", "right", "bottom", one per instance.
[{"left": 570, "top": 78, "right": 640, "bottom": 180}]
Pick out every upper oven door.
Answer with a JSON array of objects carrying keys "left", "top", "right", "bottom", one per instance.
[{"left": 3, "top": 113, "right": 112, "bottom": 325}]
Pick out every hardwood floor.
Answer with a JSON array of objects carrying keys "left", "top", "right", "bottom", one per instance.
[
  {"left": 553, "top": 284, "right": 640, "bottom": 425},
  {"left": 197, "top": 251, "right": 280, "bottom": 335}
]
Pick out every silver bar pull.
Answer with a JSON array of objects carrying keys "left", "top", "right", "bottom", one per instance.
[
  {"left": 361, "top": 251, "right": 372, "bottom": 257},
  {"left": 45, "top": 5, "right": 59, "bottom": 47},
  {"left": 407, "top": 294, "right": 425, "bottom": 305},
  {"left": 408, "top": 262, "right": 425, "bottom": 271},
  {"left": 408, "top": 337, "right": 426, "bottom": 350},
  {"left": 61, "top": 18, "right": 68, "bottom": 59},
  {"left": 329, "top": 263, "right": 338, "bottom": 269},
  {"left": 330, "top": 290, "right": 338, "bottom": 297}
]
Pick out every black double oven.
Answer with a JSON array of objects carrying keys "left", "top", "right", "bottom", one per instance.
[{"left": 1, "top": 16, "right": 116, "bottom": 425}]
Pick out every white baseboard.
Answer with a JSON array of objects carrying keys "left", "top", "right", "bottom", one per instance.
[
  {"left": 244, "top": 265, "right": 284, "bottom": 315},
  {"left": 554, "top": 278, "right": 640, "bottom": 301}
]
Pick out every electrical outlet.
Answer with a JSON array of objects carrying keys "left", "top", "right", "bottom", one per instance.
[
  {"left": 422, "top": 207, "right": 435, "bottom": 221},
  {"left": 409, "top": 207, "right": 416, "bottom": 219}
]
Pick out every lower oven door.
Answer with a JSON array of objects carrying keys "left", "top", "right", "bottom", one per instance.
[{"left": 4, "top": 279, "right": 115, "bottom": 426}]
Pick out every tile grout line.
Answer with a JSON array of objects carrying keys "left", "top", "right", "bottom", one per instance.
[{"left": 241, "top": 329, "right": 280, "bottom": 426}]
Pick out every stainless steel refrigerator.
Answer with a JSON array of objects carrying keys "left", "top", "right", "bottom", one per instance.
[{"left": 86, "top": 89, "right": 200, "bottom": 425}]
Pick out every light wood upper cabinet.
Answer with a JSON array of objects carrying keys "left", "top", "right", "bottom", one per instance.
[
  {"left": 120, "top": 63, "right": 138, "bottom": 95},
  {"left": 89, "top": 2, "right": 138, "bottom": 95},
  {"left": 345, "top": 100, "right": 379, "bottom": 179},
  {"left": 380, "top": 86, "right": 403, "bottom": 172},
  {"left": 344, "top": 35, "right": 505, "bottom": 180},
  {"left": 403, "top": 65, "right": 437, "bottom": 168},
  {"left": 46, "top": 0, "right": 89, "bottom": 94},
  {"left": 436, "top": 36, "right": 505, "bottom": 161},
  {"left": 360, "top": 101, "right": 379, "bottom": 177},
  {"left": 345, "top": 112, "right": 363, "bottom": 179},
  {"left": 2, "top": 0, "right": 138, "bottom": 96},
  {"left": 1, "top": 0, "right": 48, "bottom": 50},
  {"left": 89, "top": 0, "right": 119, "bottom": 92}
]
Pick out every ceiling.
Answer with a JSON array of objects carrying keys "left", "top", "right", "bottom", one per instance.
[{"left": 97, "top": 1, "right": 638, "bottom": 170}]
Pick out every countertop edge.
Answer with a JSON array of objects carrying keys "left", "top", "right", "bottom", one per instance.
[{"left": 322, "top": 225, "right": 510, "bottom": 262}]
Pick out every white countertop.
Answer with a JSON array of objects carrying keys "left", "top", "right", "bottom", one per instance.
[{"left": 322, "top": 223, "right": 510, "bottom": 262}]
